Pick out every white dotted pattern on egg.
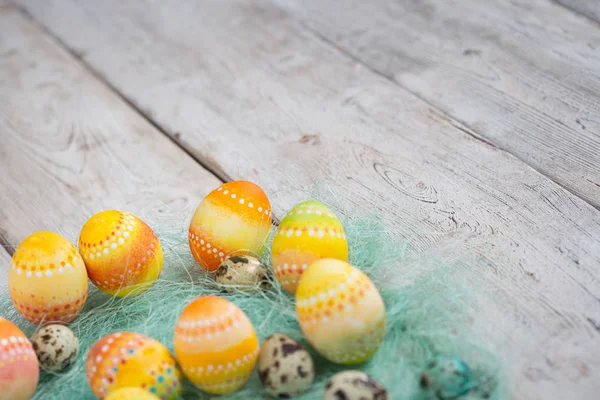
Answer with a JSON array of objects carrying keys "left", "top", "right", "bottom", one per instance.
[
  {"left": 30, "top": 324, "right": 79, "bottom": 372},
  {"left": 258, "top": 334, "right": 315, "bottom": 398},
  {"left": 323, "top": 371, "right": 388, "bottom": 400}
]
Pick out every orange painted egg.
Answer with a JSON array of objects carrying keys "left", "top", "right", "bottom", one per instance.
[
  {"left": 272, "top": 200, "right": 348, "bottom": 294},
  {"left": 105, "top": 387, "right": 160, "bottom": 400},
  {"left": 189, "top": 181, "right": 272, "bottom": 272},
  {"left": 9, "top": 232, "right": 88, "bottom": 325},
  {"left": 296, "top": 259, "right": 386, "bottom": 364},
  {"left": 174, "top": 296, "right": 259, "bottom": 394},
  {"left": 79, "top": 210, "right": 163, "bottom": 297},
  {"left": 0, "top": 318, "right": 39, "bottom": 400},
  {"left": 85, "top": 332, "right": 183, "bottom": 399}
]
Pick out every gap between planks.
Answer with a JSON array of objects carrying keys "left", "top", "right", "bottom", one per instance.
[
  {"left": 271, "top": 2, "right": 600, "bottom": 212},
  {"left": 552, "top": 0, "right": 600, "bottom": 26},
  {"left": 10, "top": 3, "right": 231, "bottom": 186}
]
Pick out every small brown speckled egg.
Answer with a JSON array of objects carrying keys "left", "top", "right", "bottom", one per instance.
[
  {"left": 258, "top": 334, "right": 315, "bottom": 398},
  {"left": 323, "top": 371, "right": 388, "bottom": 400},
  {"left": 30, "top": 324, "right": 79, "bottom": 372},
  {"left": 215, "top": 255, "right": 271, "bottom": 292}
]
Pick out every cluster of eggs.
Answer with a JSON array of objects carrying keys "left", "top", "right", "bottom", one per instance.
[
  {"left": 3, "top": 208, "right": 165, "bottom": 399},
  {"left": 1, "top": 180, "right": 472, "bottom": 399}
]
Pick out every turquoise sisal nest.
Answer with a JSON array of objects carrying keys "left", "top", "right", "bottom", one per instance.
[{"left": 0, "top": 199, "right": 508, "bottom": 400}]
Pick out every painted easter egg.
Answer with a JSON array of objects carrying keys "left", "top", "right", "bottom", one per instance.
[
  {"left": 30, "top": 324, "right": 79, "bottom": 372},
  {"left": 0, "top": 318, "right": 39, "bottom": 400},
  {"left": 85, "top": 332, "right": 183, "bottom": 399},
  {"left": 105, "top": 387, "right": 161, "bottom": 400},
  {"left": 79, "top": 210, "right": 163, "bottom": 297},
  {"left": 174, "top": 296, "right": 259, "bottom": 395},
  {"left": 189, "top": 181, "right": 272, "bottom": 272},
  {"left": 296, "top": 259, "right": 386, "bottom": 364},
  {"left": 271, "top": 200, "right": 348, "bottom": 294},
  {"left": 9, "top": 231, "right": 88, "bottom": 325}
]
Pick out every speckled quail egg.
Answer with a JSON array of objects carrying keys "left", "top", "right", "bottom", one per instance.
[
  {"left": 258, "top": 334, "right": 315, "bottom": 398},
  {"left": 30, "top": 324, "right": 79, "bottom": 372},
  {"left": 323, "top": 371, "right": 388, "bottom": 400},
  {"left": 215, "top": 255, "right": 271, "bottom": 292},
  {"left": 419, "top": 356, "right": 472, "bottom": 398}
]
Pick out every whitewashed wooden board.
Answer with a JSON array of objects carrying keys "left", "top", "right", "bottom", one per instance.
[
  {"left": 0, "top": 248, "right": 11, "bottom": 297},
  {"left": 12, "top": 1, "right": 600, "bottom": 398},
  {"left": 272, "top": 0, "right": 600, "bottom": 209},
  {"left": 0, "top": 7, "right": 221, "bottom": 254}
]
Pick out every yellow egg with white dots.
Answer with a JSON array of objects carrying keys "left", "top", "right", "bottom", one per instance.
[
  {"left": 78, "top": 210, "right": 163, "bottom": 297},
  {"left": 9, "top": 231, "right": 88, "bottom": 325},
  {"left": 105, "top": 387, "right": 160, "bottom": 400},
  {"left": 271, "top": 200, "right": 348, "bottom": 294},
  {"left": 296, "top": 259, "right": 386, "bottom": 364}
]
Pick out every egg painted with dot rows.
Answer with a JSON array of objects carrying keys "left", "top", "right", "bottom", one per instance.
[
  {"left": 174, "top": 296, "right": 259, "bottom": 395},
  {"left": 272, "top": 200, "right": 348, "bottom": 294},
  {"left": 9, "top": 231, "right": 88, "bottom": 325},
  {"left": 85, "top": 332, "right": 183, "bottom": 399},
  {"left": 189, "top": 181, "right": 272, "bottom": 272},
  {"left": 296, "top": 259, "right": 386, "bottom": 364},
  {"left": 0, "top": 318, "right": 39, "bottom": 400},
  {"left": 79, "top": 210, "right": 163, "bottom": 297}
]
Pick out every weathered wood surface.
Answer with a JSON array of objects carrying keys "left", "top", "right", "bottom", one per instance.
[
  {"left": 0, "top": 248, "right": 11, "bottom": 296},
  {"left": 0, "top": 7, "right": 221, "bottom": 253},
  {"left": 272, "top": 0, "right": 600, "bottom": 209},
  {"left": 13, "top": 1, "right": 600, "bottom": 398},
  {"left": 556, "top": 0, "right": 600, "bottom": 23}
]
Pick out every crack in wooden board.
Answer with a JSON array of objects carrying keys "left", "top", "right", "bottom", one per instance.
[
  {"left": 10, "top": 0, "right": 600, "bottom": 398},
  {"left": 553, "top": 0, "right": 600, "bottom": 25},
  {"left": 271, "top": 0, "right": 600, "bottom": 209}
]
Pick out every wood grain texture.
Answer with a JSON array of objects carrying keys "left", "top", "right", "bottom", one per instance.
[
  {"left": 555, "top": 0, "right": 600, "bottom": 23},
  {"left": 272, "top": 0, "right": 600, "bottom": 209},
  {"left": 11, "top": 1, "right": 600, "bottom": 398},
  {"left": 0, "top": 248, "right": 11, "bottom": 297},
  {"left": 0, "top": 7, "right": 221, "bottom": 251}
]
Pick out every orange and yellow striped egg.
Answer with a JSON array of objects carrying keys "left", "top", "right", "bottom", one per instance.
[
  {"left": 79, "top": 210, "right": 163, "bottom": 297},
  {"left": 189, "top": 181, "right": 272, "bottom": 272},
  {"left": 174, "top": 296, "right": 259, "bottom": 395},
  {"left": 0, "top": 318, "right": 39, "bottom": 400},
  {"left": 8, "top": 232, "right": 88, "bottom": 325},
  {"left": 105, "top": 387, "right": 160, "bottom": 400},
  {"left": 85, "top": 332, "right": 183, "bottom": 399},
  {"left": 271, "top": 200, "right": 348, "bottom": 294},
  {"left": 296, "top": 259, "right": 386, "bottom": 364}
]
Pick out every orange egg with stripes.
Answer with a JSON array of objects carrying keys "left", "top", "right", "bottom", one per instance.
[
  {"left": 272, "top": 200, "right": 348, "bottom": 294},
  {"left": 296, "top": 259, "right": 386, "bottom": 364},
  {"left": 0, "top": 318, "right": 39, "bottom": 400},
  {"left": 8, "top": 232, "right": 88, "bottom": 325},
  {"left": 79, "top": 210, "right": 163, "bottom": 297},
  {"left": 189, "top": 181, "right": 272, "bottom": 272},
  {"left": 174, "top": 296, "right": 259, "bottom": 395},
  {"left": 85, "top": 332, "right": 183, "bottom": 399}
]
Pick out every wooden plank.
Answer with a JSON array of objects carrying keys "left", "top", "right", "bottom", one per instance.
[
  {"left": 14, "top": 1, "right": 600, "bottom": 398},
  {"left": 556, "top": 0, "right": 600, "bottom": 23},
  {"left": 271, "top": 0, "right": 600, "bottom": 209},
  {"left": 0, "top": 7, "right": 222, "bottom": 250},
  {"left": 0, "top": 248, "right": 11, "bottom": 297}
]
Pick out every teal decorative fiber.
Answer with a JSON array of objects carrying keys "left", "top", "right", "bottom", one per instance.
[{"left": 0, "top": 204, "right": 507, "bottom": 399}]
